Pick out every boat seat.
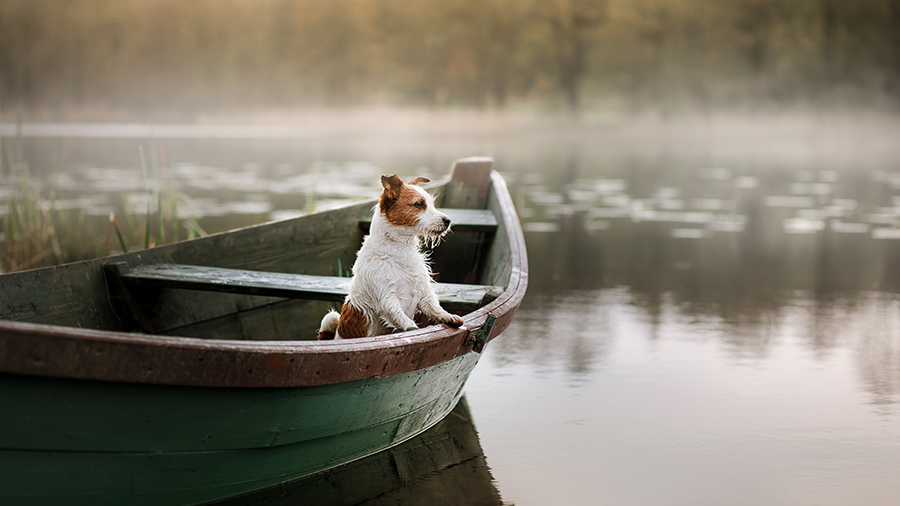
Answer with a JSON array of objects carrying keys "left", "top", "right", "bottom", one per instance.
[
  {"left": 108, "top": 263, "right": 503, "bottom": 312},
  {"left": 359, "top": 208, "right": 498, "bottom": 233}
]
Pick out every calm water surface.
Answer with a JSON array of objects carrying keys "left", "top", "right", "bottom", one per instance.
[{"left": 3, "top": 123, "right": 900, "bottom": 504}]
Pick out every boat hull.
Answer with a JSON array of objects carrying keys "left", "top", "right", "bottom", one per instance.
[{"left": 0, "top": 352, "right": 480, "bottom": 505}]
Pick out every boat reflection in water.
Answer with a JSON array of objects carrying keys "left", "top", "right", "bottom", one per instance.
[{"left": 211, "top": 398, "right": 503, "bottom": 506}]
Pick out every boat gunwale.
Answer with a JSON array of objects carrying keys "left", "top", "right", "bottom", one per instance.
[{"left": 0, "top": 167, "right": 527, "bottom": 388}]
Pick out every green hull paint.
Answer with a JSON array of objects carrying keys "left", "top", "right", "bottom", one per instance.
[
  {"left": 0, "top": 353, "right": 480, "bottom": 505},
  {"left": 213, "top": 398, "right": 503, "bottom": 506}
]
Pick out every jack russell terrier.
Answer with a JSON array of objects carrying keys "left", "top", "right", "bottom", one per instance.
[{"left": 317, "top": 174, "right": 464, "bottom": 339}]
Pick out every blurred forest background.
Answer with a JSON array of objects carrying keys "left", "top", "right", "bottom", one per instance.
[{"left": 1, "top": 0, "right": 899, "bottom": 120}]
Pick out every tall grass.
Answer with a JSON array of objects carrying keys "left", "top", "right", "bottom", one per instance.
[
  {"left": 2, "top": 175, "right": 62, "bottom": 272},
  {"left": 1, "top": 143, "right": 206, "bottom": 274}
]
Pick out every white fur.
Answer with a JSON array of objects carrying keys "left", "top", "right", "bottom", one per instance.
[
  {"left": 319, "top": 310, "right": 341, "bottom": 336},
  {"left": 318, "top": 184, "right": 463, "bottom": 338}
]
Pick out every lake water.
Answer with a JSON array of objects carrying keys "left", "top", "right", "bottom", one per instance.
[{"left": 3, "top": 119, "right": 900, "bottom": 504}]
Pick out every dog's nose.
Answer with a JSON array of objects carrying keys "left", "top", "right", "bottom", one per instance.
[{"left": 442, "top": 216, "right": 451, "bottom": 228}]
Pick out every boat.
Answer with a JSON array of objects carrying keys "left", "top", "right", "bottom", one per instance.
[{"left": 0, "top": 157, "right": 527, "bottom": 505}]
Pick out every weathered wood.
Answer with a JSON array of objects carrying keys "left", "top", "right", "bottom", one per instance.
[
  {"left": 430, "top": 160, "right": 497, "bottom": 283},
  {"left": 113, "top": 263, "right": 502, "bottom": 312},
  {"left": 116, "top": 263, "right": 351, "bottom": 301},
  {"left": 0, "top": 197, "right": 371, "bottom": 331},
  {"left": 359, "top": 208, "right": 498, "bottom": 233},
  {"left": 157, "top": 299, "right": 333, "bottom": 341},
  {"left": 442, "top": 157, "right": 495, "bottom": 209}
]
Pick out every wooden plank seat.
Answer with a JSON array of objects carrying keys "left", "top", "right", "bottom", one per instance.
[
  {"left": 359, "top": 208, "right": 498, "bottom": 233},
  {"left": 110, "top": 263, "right": 503, "bottom": 312}
]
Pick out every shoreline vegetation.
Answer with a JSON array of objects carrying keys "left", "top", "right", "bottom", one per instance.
[
  {"left": 1, "top": 175, "right": 207, "bottom": 274},
  {"left": 1, "top": 0, "right": 899, "bottom": 121},
  {"left": 1, "top": 137, "right": 206, "bottom": 274}
]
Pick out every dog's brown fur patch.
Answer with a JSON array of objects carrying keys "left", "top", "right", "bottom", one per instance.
[
  {"left": 379, "top": 174, "right": 429, "bottom": 228},
  {"left": 336, "top": 302, "right": 369, "bottom": 339}
]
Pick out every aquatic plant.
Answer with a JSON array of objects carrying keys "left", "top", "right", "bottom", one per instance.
[{"left": 0, "top": 144, "right": 207, "bottom": 273}]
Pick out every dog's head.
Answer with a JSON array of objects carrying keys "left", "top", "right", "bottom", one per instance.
[{"left": 379, "top": 174, "right": 451, "bottom": 240}]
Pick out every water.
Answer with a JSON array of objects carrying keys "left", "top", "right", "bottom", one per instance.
[
  {"left": 467, "top": 291, "right": 900, "bottom": 505},
  {"left": 3, "top": 120, "right": 900, "bottom": 504}
]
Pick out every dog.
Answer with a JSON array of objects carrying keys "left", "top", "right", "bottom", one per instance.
[{"left": 317, "top": 174, "right": 465, "bottom": 339}]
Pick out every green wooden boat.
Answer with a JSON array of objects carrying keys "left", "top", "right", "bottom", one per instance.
[{"left": 0, "top": 157, "right": 527, "bottom": 505}]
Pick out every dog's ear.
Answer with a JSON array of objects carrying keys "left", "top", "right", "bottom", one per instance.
[
  {"left": 408, "top": 177, "right": 429, "bottom": 186},
  {"left": 381, "top": 174, "right": 404, "bottom": 201}
]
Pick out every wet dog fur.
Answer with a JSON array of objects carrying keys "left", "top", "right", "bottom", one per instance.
[{"left": 317, "top": 174, "right": 464, "bottom": 339}]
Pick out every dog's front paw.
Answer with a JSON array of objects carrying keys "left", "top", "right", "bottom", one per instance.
[{"left": 443, "top": 315, "right": 464, "bottom": 328}]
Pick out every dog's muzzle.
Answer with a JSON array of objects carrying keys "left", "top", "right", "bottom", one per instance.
[{"left": 428, "top": 215, "right": 451, "bottom": 236}]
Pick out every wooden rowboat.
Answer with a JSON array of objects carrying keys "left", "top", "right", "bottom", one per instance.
[{"left": 0, "top": 157, "right": 527, "bottom": 505}]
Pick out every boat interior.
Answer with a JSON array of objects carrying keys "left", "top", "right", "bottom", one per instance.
[{"left": 1, "top": 167, "right": 514, "bottom": 342}]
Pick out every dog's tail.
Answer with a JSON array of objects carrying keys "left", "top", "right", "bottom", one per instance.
[{"left": 317, "top": 309, "right": 340, "bottom": 340}]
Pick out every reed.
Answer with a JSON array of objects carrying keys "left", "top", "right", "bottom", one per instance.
[
  {"left": 0, "top": 143, "right": 207, "bottom": 273},
  {"left": 2, "top": 173, "right": 64, "bottom": 272}
]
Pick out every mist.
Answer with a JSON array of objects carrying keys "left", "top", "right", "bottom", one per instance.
[{"left": 1, "top": 0, "right": 898, "bottom": 122}]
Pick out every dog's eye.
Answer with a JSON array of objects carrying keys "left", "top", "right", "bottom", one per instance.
[{"left": 413, "top": 200, "right": 426, "bottom": 209}]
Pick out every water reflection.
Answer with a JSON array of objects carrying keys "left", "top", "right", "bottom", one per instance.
[
  {"left": 514, "top": 159, "right": 900, "bottom": 295},
  {"left": 510, "top": 218, "right": 900, "bottom": 414},
  {"left": 470, "top": 286, "right": 900, "bottom": 505},
  {"left": 210, "top": 398, "right": 503, "bottom": 506},
  {"left": 479, "top": 145, "right": 900, "bottom": 435}
]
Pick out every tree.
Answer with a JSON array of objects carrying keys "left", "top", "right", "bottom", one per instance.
[{"left": 540, "top": 0, "right": 607, "bottom": 116}]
